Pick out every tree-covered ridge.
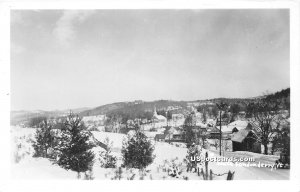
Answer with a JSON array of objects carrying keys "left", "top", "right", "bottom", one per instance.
[{"left": 11, "top": 88, "right": 290, "bottom": 127}]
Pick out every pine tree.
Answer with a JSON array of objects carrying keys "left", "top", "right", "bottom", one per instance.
[
  {"left": 99, "top": 137, "right": 117, "bottom": 168},
  {"left": 32, "top": 120, "right": 54, "bottom": 158},
  {"left": 121, "top": 128, "right": 155, "bottom": 169},
  {"left": 185, "top": 144, "right": 203, "bottom": 173},
  {"left": 56, "top": 113, "right": 95, "bottom": 177}
]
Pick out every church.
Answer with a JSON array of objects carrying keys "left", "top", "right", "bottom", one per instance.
[{"left": 152, "top": 107, "right": 167, "bottom": 128}]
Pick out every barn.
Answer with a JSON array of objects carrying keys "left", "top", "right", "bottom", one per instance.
[{"left": 231, "top": 128, "right": 261, "bottom": 153}]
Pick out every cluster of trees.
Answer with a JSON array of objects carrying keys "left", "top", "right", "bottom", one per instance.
[
  {"left": 32, "top": 113, "right": 155, "bottom": 179},
  {"left": 28, "top": 116, "right": 48, "bottom": 128},
  {"left": 103, "top": 108, "right": 174, "bottom": 134},
  {"left": 196, "top": 104, "right": 218, "bottom": 120},
  {"left": 246, "top": 99, "right": 290, "bottom": 155},
  {"left": 33, "top": 113, "right": 95, "bottom": 178},
  {"left": 246, "top": 89, "right": 290, "bottom": 155},
  {"left": 106, "top": 110, "right": 153, "bottom": 125}
]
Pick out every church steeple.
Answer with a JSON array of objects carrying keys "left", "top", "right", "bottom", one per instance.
[{"left": 153, "top": 106, "right": 158, "bottom": 116}]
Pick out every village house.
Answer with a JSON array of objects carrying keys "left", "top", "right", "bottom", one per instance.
[
  {"left": 207, "top": 126, "right": 222, "bottom": 139},
  {"left": 154, "top": 134, "right": 166, "bottom": 142},
  {"left": 209, "top": 120, "right": 255, "bottom": 140},
  {"left": 171, "top": 113, "right": 185, "bottom": 126},
  {"left": 237, "top": 111, "right": 246, "bottom": 120},
  {"left": 164, "top": 126, "right": 185, "bottom": 142},
  {"left": 231, "top": 128, "right": 261, "bottom": 153}
]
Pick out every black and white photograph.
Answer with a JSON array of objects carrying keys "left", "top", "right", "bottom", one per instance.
[{"left": 1, "top": 1, "right": 299, "bottom": 188}]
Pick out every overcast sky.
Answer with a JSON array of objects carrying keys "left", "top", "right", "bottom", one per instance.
[{"left": 11, "top": 9, "right": 289, "bottom": 111}]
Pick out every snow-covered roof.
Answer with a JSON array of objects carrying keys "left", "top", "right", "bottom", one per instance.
[
  {"left": 172, "top": 113, "right": 184, "bottom": 118},
  {"left": 153, "top": 114, "right": 167, "bottom": 121},
  {"left": 196, "top": 121, "right": 207, "bottom": 127},
  {"left": 206, "top": 119, "right": 216, "bottom": 124},
  {"left": 231, "top": 129, "right": 258, "bottom": 143},
  {"left": 168, "top": 127, "right": 183, "bottom": 135},
  {"left": 207, "top": 126, "right": 220, "bottom": 133},
  {"left": 154, "top": 134, "right": 165, "bottom": 140},
  {"left": 227, "top": 120, "right": 249, "bottom": 131},
  {"left": 82, "top": 115, "right": 105, "bottom": 122},
  {"left": 144, "top": 131, "right": 159, "bottom": 138},
  {"left": 215, "top": 125, "right": 231, "bottom": 133}
]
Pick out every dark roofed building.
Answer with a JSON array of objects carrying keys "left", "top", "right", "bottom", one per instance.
[
  {"left": 154, "top": 134, "right": 166, "bottom": 142},
  {"left": 207, "top": 126, "right": 221, "bottom": 139},
  {"left": 164, "top": 127, "right": 185, "bottom": 142},
  {"left": 231, "top": 128, "right": 261, "bottom": 153}
]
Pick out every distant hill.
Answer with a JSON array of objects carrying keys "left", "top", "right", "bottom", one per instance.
[
  {"left": 11, "top": 88, "right": 290, "bottom": 125},
  {"left": 10, "top": 107, "right": 90, "bottom": 126},
  {"left": 79, "top": 100, "right": 188, "bottom": 118},
  {"left": 79, "top": 88, "right": 290, "bottom": 119}
]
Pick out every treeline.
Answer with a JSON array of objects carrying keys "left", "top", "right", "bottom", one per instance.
[
  {"left": 264, "top": 88, "right": 290, "bottom": 110},
  {"left": 265, "top": 88, "right": 290, "bottom": 101},
  {"left": 80, "top": 100, "right": 188, "bottom": 117}
]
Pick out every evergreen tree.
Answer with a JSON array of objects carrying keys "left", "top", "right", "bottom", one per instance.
[
  {"left": 183, "top": 113, "right": 197, "bottom": 148},
  {"left": 32, "top": 120, "right": 55, "bottom": 158},
  {"left": 185, "top": 143, "right": 203, "bottom": 172},
  {"left": 56, "top": 113, "right": 95, "bottom": 177},
  {"left": 229, "top": 103, "right": 240, "bottom": 122},
  {"left": 121, "top": 128, "right": 155, "bottom": 169},
  {"left": 99, "top": 137, "right": 117, "bottom": 168},
  {"left": 202, "top": 110, "right": 207, "bottom": 124}
]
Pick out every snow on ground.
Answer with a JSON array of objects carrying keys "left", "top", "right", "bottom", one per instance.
[
  {"left": 153, "top": 142, "right": 187, "bottom": 163},
  {"left": 209, "top": 148, "right": 280, "bottom": 164},
  {"left": 10, "top": 126, "right": 289, "bottom": 180},
  {"left": 11, "top": 126, "right": 36, "bottom": 163},
  {"left": 208, "top": 149, "right": 289, "bottom": 180},
  {"left": 91, "top": 131, "right": 126, "bottom": 150},
  {"left": 230, "top": 151, "right": 279, "bottom": 164},
  {"left": 11, "top": 157, "right": 77, "bottom": 179}
]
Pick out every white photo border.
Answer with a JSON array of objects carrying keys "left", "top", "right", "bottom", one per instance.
[{"left": 0, "top": 0, "right": 299, "bottom": 192}]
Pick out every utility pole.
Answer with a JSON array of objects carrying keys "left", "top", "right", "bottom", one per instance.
[
  {"left": 166, "top": 111, "right": 168, "bottom": 127},
  {"left": 219, "top": 110, "right": 222, "bottom": 156},
  {"left": 216, "top": 102, "right": 228, "bottom": 156}
]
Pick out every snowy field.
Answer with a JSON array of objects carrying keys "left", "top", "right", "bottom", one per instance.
[{"left": 11, "top": 126, "right": 289, "bottom": 180}]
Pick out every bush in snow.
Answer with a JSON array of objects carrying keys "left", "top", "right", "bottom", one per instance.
[
  {"left": 83, "top": 169, "right": 94, "bottom": 180},
  {"left": 112, "top": 167, "right": 123, "bottom": 180},
  {"left": 162, "top": 158, "right": 183, "bottom": 178},
  {"left": 121, "top": 129, "right": 155, "bottom": 169},
  {"left": 99, "top": 137, "right": 117, "bottom": 168},
  {"left": 13, "top": 143, "right": 25, "bottom": 163},
  {"left": 56, "top": 113, "right": 95, "bottom": 178},
  {"left": 32, "top": 120, "right": 55, "bottom": 158}
]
